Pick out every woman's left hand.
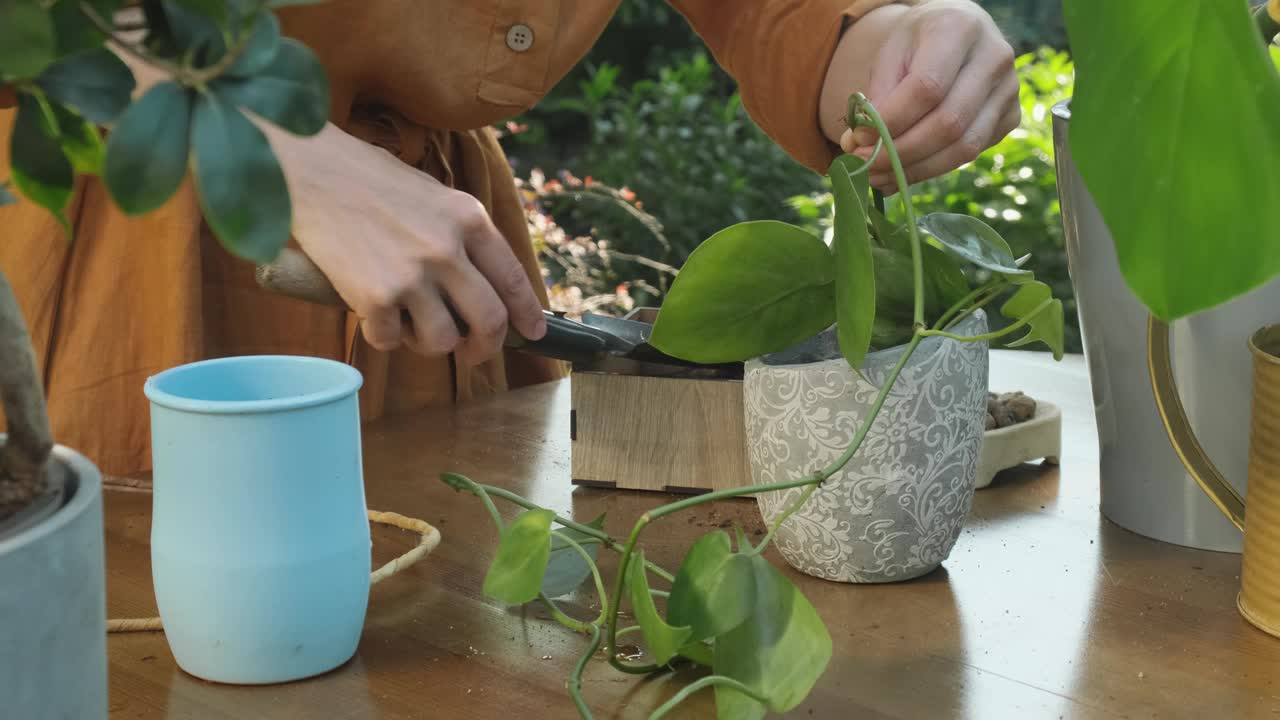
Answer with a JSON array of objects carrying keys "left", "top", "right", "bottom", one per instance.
[{"left": 821, "top": 0, "right": 1020, "bottom": 193}]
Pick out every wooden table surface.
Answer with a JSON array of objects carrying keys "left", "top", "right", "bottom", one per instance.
[{"left": 103, "top": 351, "right": 1280, "bottom": 719}]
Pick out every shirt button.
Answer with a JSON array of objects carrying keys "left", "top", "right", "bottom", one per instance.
[{"left": 506, "top": 23, "right": 534, "bottom": 52}]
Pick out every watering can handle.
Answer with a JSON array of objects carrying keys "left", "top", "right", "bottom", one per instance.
[{"left": 1146, "top": 315, "right": 1247, "bottom": 531}]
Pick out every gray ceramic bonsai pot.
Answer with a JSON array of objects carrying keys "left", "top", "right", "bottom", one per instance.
[
  {"left": 745, "top": 311, "right": 989, "bottom": 583},
  {"left": 0, "top": 439, "right": 108, "bottom": 718}
]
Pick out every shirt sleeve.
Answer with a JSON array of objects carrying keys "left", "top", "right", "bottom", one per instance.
[{"left": 667, "top": 0, "right": 917, "bottom": 174}]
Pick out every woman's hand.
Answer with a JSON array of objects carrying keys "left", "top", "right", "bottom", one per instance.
[
  {"left": 265, "top": 121, "right": 548, "bottom": 364},
  {"left": 821, "top": 0, "right": 1020, "bottom": 192}
]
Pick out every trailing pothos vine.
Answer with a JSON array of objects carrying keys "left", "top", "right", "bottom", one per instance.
[{"left": 443, "top": 93, "right": 1066, "bottom": 720}]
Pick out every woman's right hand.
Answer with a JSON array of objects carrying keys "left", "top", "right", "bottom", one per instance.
[{"left": 265, "top": 120, "right": 548, "bottom": 365}]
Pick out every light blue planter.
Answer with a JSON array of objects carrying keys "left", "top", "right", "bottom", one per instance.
[{"left": 144, "top": 355, "right": 370, "bottom": 684}]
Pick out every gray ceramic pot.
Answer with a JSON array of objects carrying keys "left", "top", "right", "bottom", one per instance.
[
  {"left": 0, "top": 441, "right": 107, "bottom": 718},
  {"left": 745, "top": 311, "right": 989, "bottom": 583}
]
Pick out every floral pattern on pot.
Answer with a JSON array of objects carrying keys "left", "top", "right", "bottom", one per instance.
[{"left": 746, "top": 311, "right": 989, "bottom": 583}]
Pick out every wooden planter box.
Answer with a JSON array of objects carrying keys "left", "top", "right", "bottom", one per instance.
[{"left": 569, "top": 310, "right": 749, "bottom": 495}]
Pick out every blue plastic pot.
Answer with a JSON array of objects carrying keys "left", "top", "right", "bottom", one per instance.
[{"left": 144, "top": 355, "right": 370, "bottom": 684}]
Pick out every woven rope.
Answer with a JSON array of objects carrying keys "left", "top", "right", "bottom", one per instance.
[{"left": 103, "top": 481, "right": 441, "bottom": 634}]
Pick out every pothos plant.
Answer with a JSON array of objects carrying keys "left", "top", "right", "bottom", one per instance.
[
  {"left": 442, "top": 94, "right": 1066, "bottom": 720},
  {"left": 0, "top": 0, "right": 327, "bottom": 520}
]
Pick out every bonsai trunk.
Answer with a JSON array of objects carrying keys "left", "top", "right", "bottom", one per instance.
[{"left": 0, "top": 271, "right": 52, "bottom": 521}]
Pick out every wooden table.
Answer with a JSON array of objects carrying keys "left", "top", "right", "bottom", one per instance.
[{"left": 104, "top": 351, "right": 1280, "bottom": 719}]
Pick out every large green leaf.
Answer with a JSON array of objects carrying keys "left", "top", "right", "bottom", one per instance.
[
  {"left": 37, "top": 48, "right": 136, "bottom": 124},
  {"left": 51, "top": 104, "right": 105, "bottom": 175},
  {"left": 712, "top": 555, "right": 832, "bottom": 720},
  {"left": 103, "top": 81, "right": 193, "bottom": 214},
  {"left": 829, "top": 154, "right": 877, "bottom": 371},
  {"left": 649, "top": 220, "right": 836, "bottom": 363},
  {"left": 482, "top": 508, "right": 555, "bottom": 605},
  {"left": 627, "top": 550, "right": 691, "bottom": 666},
  {"left": 0, "top": 0, "right": 55, "bottom": 78},
  {"left": 666, "top": 531, "right": 755, "bottom": 641},
  {"left": 916, "top": 213, "right": 1031, "bottom": 280},
  {"left": 191, "top": 92, "right": 292, "bottom": 263},
  {"left": 10, "top": 94, "right": 73, "bottom": 220},
  {"left": 540, "top": 513, "right": 606, "bottom": 599},
  {"left": 1064, "top": 0, "right": 1280, "bottom": 321},
  {"left": 923, "top": 242, "right": 971, "bottom": 313},
  {"left": 999, "top": 280, "right": 1064, "bottom": 360},
  {"left": 212, "top": 38, "right": 330, "bottom": 136}
]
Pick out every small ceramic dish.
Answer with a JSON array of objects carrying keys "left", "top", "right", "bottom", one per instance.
[{"left": 976, "top": 399, "right": 1061, "bottom": 489}]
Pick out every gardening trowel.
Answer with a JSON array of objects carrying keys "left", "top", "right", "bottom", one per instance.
[{"left": 254, "top": 249, "right": 740, "bottom": 379}]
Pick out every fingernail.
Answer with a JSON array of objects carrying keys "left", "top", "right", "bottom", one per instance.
[{"left": 851, "top": 128, "right": 877, "bottom": 147}]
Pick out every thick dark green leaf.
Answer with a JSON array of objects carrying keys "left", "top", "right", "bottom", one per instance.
[
  {"left": 627, "top": 550, "right": 691, "bottom": 666},
  {"left": 869, "top": 206, "right": 907, "bottom": 254},
  {"left": 191, "top": 92, "right": 292, "bottom": 263},
  {"left": 1064, "top": 0, "right": 1280, "bottom": 321},
  {"left": 212, "top": 38, "right": 330, "bottom": 135},
  {"left": 829, "top": 154, "right": 876, "bottom": 371},
  {"left": 169, "top": 0, "right": 227, "bottom": 23},
  {"left": 226, "top": 9, "right": 281, "bottom": 76},
  {"left": 649, "top": 220, "right": 836, "bottom": 363},
  {"left": 713, "top": 555, "right": 832, "bottom": 719},
  {"left": 999, "top": 280, "right": 1065, "bottom": 360},
  {"left": 540, "top": 513, "right": 606, "bottom": 599},
  {"left": 482, "top": 508, "right": 555, "bottom": 605},
  {"left": 666, "top": 531, "right": 755, "bottom": 641},
  {"left": 0, "top": 0, "right": 56, "bottom": 78},
  {"left": 0, "top": 183, "right": 16, "bottom": 206},
  {"left": 103, "top": 81, "right": 192, "bottom": 214},
  {"left": 678, "top": 639, "right": 714, "bottom": 667},
  {"left": 51, "top": 104, "right": 105, "bottom": 175},
  {"left": 37, "top": 48, "right": 136, "bottom": 124},
  {"left": 160, "top": 0, "right": 224, "bottom": 65},
  {"left": 49, "top": 0, "right": 123, "bottom": 55},
  {"left": 10, "top": 94, "right": 73, "bottom": 219},
  {"left": 871, "top": 314, "right": 914, "bottom": 350},
  {"left": 916, "top": 212, "right": 1032, "bottom": 279}
]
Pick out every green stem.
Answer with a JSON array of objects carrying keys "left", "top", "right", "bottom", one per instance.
[
  {"left": 932, "top": 279, "right": 1006, "bottom": 332},
  {"left": 568, "top": 625, "right": 602, "bottom": 719},
  {"left": 471, "top": 482, "right": 676, "bottom": 584},
  {"left": 647, "top": 676, "right": 769, "bottom": 720},
  {"left": 943, "top": 283, "right": 1009, "bottom": 332},
  {"left": 855, "top": 94, "right": 924, "bottom": 329},
  {"left": 540, "top": 595, "right": 592, "bottom": 634},
  {"left": 919, "top": 297, "right": 1053, "bottom": 344},
  {"left": 648, "top": 589, "right": 669, "bottom": 599},
  {"left": 442, "top": 473, "right": 505, "bottom": 533},
  {"left": 617, "top": 625, "right": 642, "bottom": 638},
  {"left": 818, "top": 333, "right": 925, "bottom": 482},
  {"left": 748, "top": 483, "right": 819, "bottom": 556},
  {"left": 551, "top": 530, "right": 611, "bottom": 626}
]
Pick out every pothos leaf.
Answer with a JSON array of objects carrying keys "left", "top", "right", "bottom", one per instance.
[
  {"left": 829, "top": 153, "right": 876, "bottom": 372},
  {"left": 712, "top": 555, "right": 832, "bottom": 719},
  {"left": 482, "top": 508, "right": 555, "bottom": 605},
  {"left": 540, "top": 513, "right": 606, "bottom": 599},
  {"left": 999, "top": 280, "right": 1065, "bottom": 360},
  {"left": 916, "top": 212, "right": 1032, "bottom": 280},
  {"left": 627, "top": 550, "right": 691, "bottom": 666},
  {"left": 649, "top": 220, "right": 836, "bottom": 363},
  {"left": 666, "top": 531, "right": 755, "bottom": 642}
]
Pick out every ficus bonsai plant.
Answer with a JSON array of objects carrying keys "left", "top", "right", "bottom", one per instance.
[
  {"left": 441, "top": 94, "right": 1067, "bottom": 719},
  {"left": 0, "top": 0, "right": 329, "bottom": 523}
]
